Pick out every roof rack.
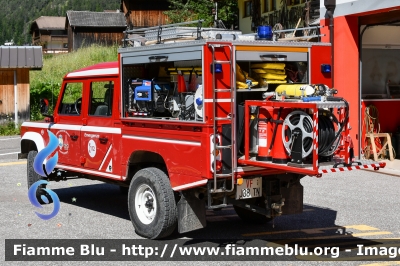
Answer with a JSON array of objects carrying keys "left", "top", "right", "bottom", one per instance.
[
  {"left": 272, "top": 25, "right": 324, "bottom": 41},
  {"left": 123, "top": 20, "right": 204, "bottom": 47},
  {"left": 121, "top": 21, "right": 324, "bottom": 47},
  {"left": 122, "top": 20, "right": 244, "bottom": 47}
]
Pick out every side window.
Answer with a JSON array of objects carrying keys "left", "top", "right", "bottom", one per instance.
[
  {"left": 58, "top": 82, "right": 83, "bottom": 115},
  {"left": 264, "top": 0, "right": 269, "bottom": 12},
  {"left": 89, "top": 81, "right": 114, "bottom": 116},
  {"left": 271, "top": 0, "right": 277, "bottom": 11}
]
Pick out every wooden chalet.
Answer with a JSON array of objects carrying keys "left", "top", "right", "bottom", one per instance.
[
  {"left": 66, "top": 11, "right": 126, "bottom": 52},
  {"left": 30, "top": 16, "right": 68, "bottom": 54},
  {"left": 120, "top": 0, "right": 170, "bottom": 29},
  {"left": 0, "top": 46, "right": 43, "bottom": 124}
]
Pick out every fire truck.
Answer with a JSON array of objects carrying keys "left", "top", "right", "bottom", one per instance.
[{"left": 20, "top": 21, "right": 385, "bottom": 239}]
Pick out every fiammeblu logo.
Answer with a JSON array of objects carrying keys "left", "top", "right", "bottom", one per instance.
[{"left": 27, "top": 130, "right": 60, "bottom": 220}]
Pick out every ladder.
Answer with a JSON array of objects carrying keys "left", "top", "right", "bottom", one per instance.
[{"left": 208, "top": 43, "right": 236, "bottom": 199}]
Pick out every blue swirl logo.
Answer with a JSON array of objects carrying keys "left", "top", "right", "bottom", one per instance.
[
  {"left": 33, "top": 130, "right": 59, "bottom": 177},
  {"left": 28, "top": 180, "right": 60, "bottom": 220},
  {"left": 28, "top": 130, "right": 60, "bottom": 220}
]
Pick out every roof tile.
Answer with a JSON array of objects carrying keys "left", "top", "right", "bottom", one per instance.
[
  {"left": 0, "top": 46, "right": 43, "bottom": 68},
  {"left": 66, "top": 11, "right": 126, "bottom": 27},
  {"left": 34, "top": 16, "right": 66, "bottom": 30}
]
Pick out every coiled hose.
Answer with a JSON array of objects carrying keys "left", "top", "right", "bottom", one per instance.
[{"left": 284, "top": 106, "right": 345, "bottom": 158}]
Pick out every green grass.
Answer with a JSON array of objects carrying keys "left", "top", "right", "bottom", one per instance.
[
  {"left": 31, "top": 44, "right": 118, "bottom": 89},
  {"left": 0, "top": 121, "right": 20, "bottom": 136},
  {"left": 30, "top": 45, "right": 119, "bottom": 120}
]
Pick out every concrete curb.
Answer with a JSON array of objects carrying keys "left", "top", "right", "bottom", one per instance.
[
  {"left": 0, "top": 135, "right": 20, "bottom": 140},
  {"left": 362, "top": 167, "right": 400, "bottom": 178}
]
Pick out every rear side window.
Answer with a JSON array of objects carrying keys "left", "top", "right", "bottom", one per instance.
[
  {"left": 89, "top": 81, "right": 114, "bottom": 116},
  {"left": 58, "top": 82, "right": 83, "bottom": 115}
]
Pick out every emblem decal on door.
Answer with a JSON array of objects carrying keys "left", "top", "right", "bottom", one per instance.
[
  {"left": 106, "top": 159, "right": 112, "bottom": 172},
  {"left": 56, "top": 130, "right": 70, "bottom": 154},
  {"left": 88, "top": 139, "right": 97, "bottom": 157}
]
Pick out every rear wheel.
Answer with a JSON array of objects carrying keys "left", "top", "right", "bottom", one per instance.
[
  {"left": 27, "top": 150, "right": 51, "bottom": 204},
  {"left": 128, "top": 167, "right": 177, "bottom": 239},
  {"left": 233, "top": 198, "right": 273, "bottom": 224}
]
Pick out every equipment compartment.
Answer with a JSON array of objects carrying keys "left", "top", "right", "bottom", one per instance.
[{"left": 122, "top": 60, "right": 204, "bottom": 121}]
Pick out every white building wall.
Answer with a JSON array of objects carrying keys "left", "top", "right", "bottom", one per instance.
[
  {"left": 320, "top": 0, "right": 399, "bottom": 17},
  {"left": 362, "top": 25, "right": 400, "bottom": 49},
  {"left": 238, "top": 0, "right": 252, "bottom": 33}
]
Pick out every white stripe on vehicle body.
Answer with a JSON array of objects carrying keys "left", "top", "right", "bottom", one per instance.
[
  {"left": 172, "top": 179, "right": 208, "bottom": 191},
  {"left": 50, "top": 124, "right": 82, "bottom": 130},
  {"left": 122, "top": 135, "right": 201, "bottom": 146},
  {"left": 22, "top": 123, "right": 121, "bottom": 134},
  {"left": 66, "top": 68, "right": 118, "bottom": 78},
  {"left": 22, "top": 122, "right": 82, "bottom": 131},
  {"left": 83, "top": 126, "right": 121, "bottom": 134},
  {"left": 56, "top": 164, "right": 121, "bottom": 179},
  {"left": 99, "top": 144, "right": 113, "bottom": 171},
  {"left": 21, "top": 122, "right": 51, "bottom": 129},
  {"left": 203, "top": 99, "right": 234, "bottom": 103}
]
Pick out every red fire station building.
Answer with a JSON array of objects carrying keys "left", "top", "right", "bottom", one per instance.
[{"left": 320, "top": 0, "right": 400, "bottom": 159}]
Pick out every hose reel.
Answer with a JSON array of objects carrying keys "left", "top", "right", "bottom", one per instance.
[
  {"left": 282, "top": 109, "right": 341, "bottom": 163},
  {"left": 318, "top": 109, "right": 341, "bottom": 157},
  {"left": 282, "top": 111, "right": 314, "bottom": 160}
]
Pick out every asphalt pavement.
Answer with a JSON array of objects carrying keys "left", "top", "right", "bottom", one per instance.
[{"left": 0, "top": 135, "right": 21, "bottom": 161}]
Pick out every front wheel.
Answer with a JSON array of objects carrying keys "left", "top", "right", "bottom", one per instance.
[
  {"left": 119, "top": 186, "right": 129, "bottom": 194},
  {"left": 27, "top": 150, "right": 51, "bottom": 204},
  {"left": 128, "top": 167, "right": 177, "bottom": 239}
]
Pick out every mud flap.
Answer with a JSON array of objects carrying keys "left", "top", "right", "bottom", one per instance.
[
  {"left": 281, "top": 181, "right": 303, "bottom": 215},
  {"left": 177, "top": 192, "right": 206, "bottom": 234}
]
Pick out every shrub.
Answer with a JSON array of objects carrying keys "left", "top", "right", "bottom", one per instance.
[
  {"left": 30, "top": 44, "right": 118, "bottom": 121},
  {"left": 0, "top": 121, "right": 20, "bottom": 136}
]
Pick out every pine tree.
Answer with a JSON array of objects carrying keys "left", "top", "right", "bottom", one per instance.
[{"left": 0, "top": 0, "right": 120, "bottom": 45}]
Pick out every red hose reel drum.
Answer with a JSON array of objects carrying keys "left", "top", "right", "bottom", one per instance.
[{"left": 282, "top": 110, "right": 314, "bottom": 161}]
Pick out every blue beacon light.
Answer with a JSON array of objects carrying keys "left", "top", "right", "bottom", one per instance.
[
  {"left": 321, "top": 64, "right": 331, "bottom": 73},
  {"left": 214, "top": 63, "right": 222, "bottom": 73}
]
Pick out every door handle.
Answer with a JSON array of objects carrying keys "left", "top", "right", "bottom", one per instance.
[
  {"left": 149, "top": 55, "right": 168, "bottom": 60},
  {"left": 71, "top": 134, "right": 78, "bottom": 141},
  {"left": 260, "top": 54, "right": 287, "bottom": 60},
  {"left": 99, "top": 137, "right": 108, "bottom": 144}
]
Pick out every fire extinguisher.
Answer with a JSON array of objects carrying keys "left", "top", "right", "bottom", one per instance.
[{"left": 256, "top": 106, "right": 274, "bottom": 161}]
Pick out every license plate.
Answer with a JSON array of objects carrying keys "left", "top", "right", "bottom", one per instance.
[{"left": 236, "top": 177, "right": 262, "bottom": 199}]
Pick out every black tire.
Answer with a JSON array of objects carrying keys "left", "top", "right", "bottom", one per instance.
[
  {"left": 128, "top": 167, "right": 177, "bottom": 239},
  {"left": 119, "top": 186, "right": 129, "bottom": 194},
  {"left": 27, "top": 150, "right": 51, "bottom": 205},
  {"left": 233, "top": 198, "right": 273, "bottom": 224}
]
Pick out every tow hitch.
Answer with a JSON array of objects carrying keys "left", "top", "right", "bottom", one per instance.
[{"left": 271, "top": 199, "right": 285, "bottom": 215}]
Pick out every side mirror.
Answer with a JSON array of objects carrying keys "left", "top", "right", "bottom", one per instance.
[
  {"left": 40, "top": 98, "right": 54, "bottom": 122},
  {"left": 40, "top": 98, "right": 49, "bottom": 114}
]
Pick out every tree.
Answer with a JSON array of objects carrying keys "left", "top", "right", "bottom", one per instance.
[
  {"left": 164, "top": 0, "right": 238, "bottom": 29},
  {"left": 0, "top": 0, "right": 120, "bottom": 45}
]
